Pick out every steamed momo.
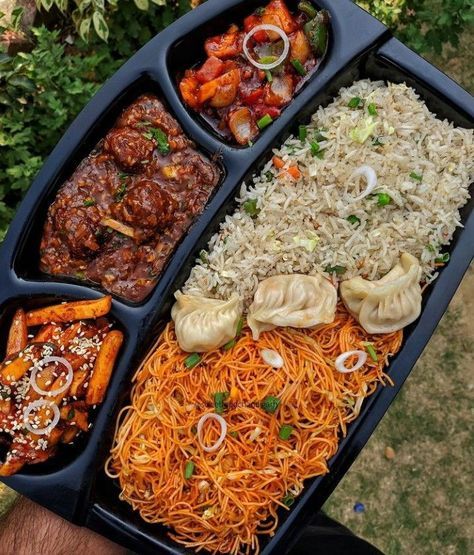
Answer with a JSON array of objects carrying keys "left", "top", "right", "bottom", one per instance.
[
  {"left": 340, "top": 253, "right": 422, "bottom": 334},
  {"left": 247, "top": 274, "right": 337, "bottom": 340},
  {"left": 172, "top": 292, "right": 243, "bottom": 352}
]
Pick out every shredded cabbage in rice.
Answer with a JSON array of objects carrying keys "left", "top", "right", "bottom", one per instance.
[{"left": 185, "top": 80, "right": 474, "bottom": 307}]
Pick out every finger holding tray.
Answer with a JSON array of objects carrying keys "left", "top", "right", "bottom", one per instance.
[{"left": 0, "top": 0, "right": 472, "bottom": 554}]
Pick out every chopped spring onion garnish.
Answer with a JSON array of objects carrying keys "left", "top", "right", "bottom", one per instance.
[
  {"left": 347, "top": 215, "right": 361, "bottom": 226},
  {"left": 184, "top": 353, "right": 201, "bottom": 369},
  {"left": 83, "top": 198, "right": 96, "bottom": 207},
  {"left": 30, "top": 356, "right": 74, "bottom": 397},
  {"left": 310, "top": 141, "right": 324, "bottom": 158},
  {"left": 229, "top": 430, "right": 238, "bottom": 438},
  {"left": 435, "top": 253, "right": 450, "bottom": 263},
  {"left": 298, "top": 125, "right": 307, "bottom": 142},
  {"left": 243, "top": 198, "right": 260, "bottom": 217},
  {"left": 410, "top": 171, "right": 423, "bottom": 181},
  {"left": 243, "top": 24, "right": 290, "bottom": 70},
  {"left": 372, "top": 137, "right": 384, "bottom": 147},
  {"left": 351, "top": 165, "right": 378, "bottom": 201},
  {"left": 282, "top": 494, "right": 295, "bottom": 507},
  {"left": 325, "top": 265, "right": 346, "bottom": 276},
  {"left": 291, "top": 59, "right": 307, "bottom": 76},
  {"left": 197, "top": 413, "right": 227, "bottom": 453},
  {"left": 367, "top": 103, "right": 378, "bottom": 116},
  {"left": 265, "top": 69, "right": 273, "bottom": 83},
  {"left": 260, "top": 349, "right": 284, "bottom": 369},
  {"left": 213, "top": 392, "right": 228, "bottom": 414},
  {"left": 184, "top": 460, "right": 195, "bottom": 479},
  {"left": 144, "top": 128, "right": 170, "bottom": 155},
  {"left": 363, "top": 342, "right": 378, "bottom": 362},
  {"left": 348, "top": 96, "right": 362, "bottom": 109},
  {"left": 314, "top": 129, "right": 327, "bottom": 142},
  {"left": 23, "top": 400, "right": 60, "bottom": 436},
  {"left": 298, "top": 0, "right": 318, "bottom": 18},
  {"left": 199, "top": 250, "right": 208, "bottom": 264},
  {"left": 261, "top": 395, "right": 280, "bottom": 414},
  {"left": 259, "top": 55, "right": 278, "bottom": 64},
  {"left": 335, "top": 350, "right": 368, "bottom": 373},
  {"left": 376, "top": 192, "right": 391, "bottom": 206},
  {"left": 279, "top": 424, "right": 293, "bottom": 440},
  {"left": 235, "top": 317, "right": 244, "bottom": 336},
  {"left": 257, "top": 114, "right": 273, "bottom": 130}
]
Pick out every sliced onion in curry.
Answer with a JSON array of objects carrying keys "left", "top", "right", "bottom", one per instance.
[{"left": 243, "top": 24, "right": 290, "bottom": 70}]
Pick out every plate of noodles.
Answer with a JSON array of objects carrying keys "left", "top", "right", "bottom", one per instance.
[{"left": 0, "top": 0, "right": 472, "bottom": 553}]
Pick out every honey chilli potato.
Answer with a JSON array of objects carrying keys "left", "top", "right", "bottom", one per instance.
[{"left": 0, "top": 295, "right": 123, "bottom": 476}]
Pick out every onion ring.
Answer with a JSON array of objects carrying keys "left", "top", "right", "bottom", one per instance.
[
  {"left": 23, "top": 400, "right": 60, "bottom": 435},
  {"left": 243, "top": 24, "right": 290, "bottom": 70},
  {"left": 335, "top": 350, "right": 367, "bottom": 373},
  {"left": 351, "top": 165, "right": 378, "bottom": 201},
  {"left": 197, "top": 413, "right": 227, "bottom": 453},
  {"left": 30, "top": 356, "right": 74, "bottom": 397}
]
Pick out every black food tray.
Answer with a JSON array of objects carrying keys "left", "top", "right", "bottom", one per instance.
[{"left": 0, "top": 0, "right": 473, "bottom": 553}]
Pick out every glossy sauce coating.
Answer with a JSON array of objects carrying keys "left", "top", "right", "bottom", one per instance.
[{"left": 40, "top": 94, "right": 221, "bottom": 302}]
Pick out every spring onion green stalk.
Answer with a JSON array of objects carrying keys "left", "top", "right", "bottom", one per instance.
[
  {"left": 435, "top": 253, "right": 450, "bottom": 263},
  {"left": 347, "top": 215, "right": 361, "bottom": 226},
  {"left": 265, "top": 69, "right": 273, "bottom": 83},
  {"left": 184, "top": 353, "right": 201, "bottom": 369},
  {"left": 259, "top": 55, "right": 278, "bottom": 64},
  {"left": 261, "top": 396, "right": 280, "bottom": 414},
  {"left": 257, "top": 114, "right": 273, "bottom": 130},
  {"left": 298, "top": 0, "right": 318, "bottom": 18},
  {"left": 376, "top": 193, "right": 391, "bottom": 206},
  {"left": 348, "top": 97, "right": 362, "bottom": 109},
  {"left": 367, "top": 103, "right": 377, "bottom": 116},
  {"left": 83, "top": 198, "right": 96, "bottom": 207},
  {"left": 325, "top": 265, "right": 346, "bottom": 275},
  {"left": 299, "top": 125, "right": 307, "bottom": 142},
  {"left": 310, "top": 141, "right": 324, "bottom": 158},
  {"left": 184, "top": 460, "right": 195, "bottom": 479},
  {"left": 243, "top": 198, "right": 260, "bottom": 217},
  {"left": 199, "top": 250, "right": 208, "bottom": 264},
  {"left": 279, "top": 424, "right": 293, "bottom": 440},
  {"left": 282, "top": 494, "right": 295, "bottom": 507},
  {"left": 363, "top": 342, "right": 378, "bottom": 362},
  {"left": 213, "top": 392, "right": 227, "bottom": 414},
  {"left": 291, "top": 59, "right": 307, "bottom": 76},
  {"left": 229, "top": 430, "right": 238, "bottom": 438},
  {"left": 410, "top": 171, "right": 423, "bottom": 181},
  {"left": 372, "top": 137, "right": 384, "bottom": 147},
  {"left": 223, "top": 339, "right": 236, "bottom": 351}
]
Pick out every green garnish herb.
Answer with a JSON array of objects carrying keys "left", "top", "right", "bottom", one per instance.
[
  {"left": 265, "top": 171, "right": 273, "bottom": 182},
  {"left": 325, "top": 265, "right": 346, "bottom": 275},
  {"left": 115, "top": 175, "right": 128, "bottom": 201},
  {"left": 259, "top": 55, "right": 278, "bottom": 64},
  {"left": 261, "top": 396, "right": 280, "bottom": 414},
  {"left": 229, "top": 430, "right": 238, "bottom": 438},
  {"left": 235, "top": 317, "right": 244, "bottom": 336},
  {"left": 282, "top": 494, "right": 295, "bottom": 507},
  {"left": 372, "top": 137, "right": 384, "bottom": 147},
  {"left": 223, "top": 339, "right": 236, "bottom": 351},
  {"left": 83, "top": 198, "right": 96, "bottom": 207},
  {"left": 255, "top": 6, "right": 265, "bottom": 16},
  {"left": 426, "top": 244, "right": 436, "bottom": 253},
  {"left": 291, "top": 59, "right": 307, "bottom": 76},
  {"left": 410, "top": 171, "right": 423, "bottom": 181},
  {"left": 67, "top": 408, "right": 75, "bottom": 420},
  {"left": 265, "top": 69, "right": 273, "bottom": 83},
  {"left": 367, "top": 103, "right": 378, "bottom": 116},
  {"left": 213, "top": 392, "right": 228, "bottom": 414},
  {"left": 184, "top": 353, "right": 201, "bottom": 369},
  {"left": 435, "top": 253, "right": 450, "bottom": 264},
  {"left": 298, "top": 125, "right": 307, "bottom": 142},
  {"left": 348, "top": 96, "right": 362, "bottom": 109},
  {"left": 377, "top": 192, "right": 392, "bottom": 206},
  {"left": 144, "top": 127, "right": 170, "bottom": 155},
  {"left": 363, "top": 342, "right": 378, "bottom": 362},
  {"left": 199, "top": 250, "right": 208, "bottom": 264},
  {"left": 314, "top": 129, "right": 328, "bottom": 142},
  {"left": 243, "top": 198, "right": 260, "bottom": 218},
  {"left": 184, "top": 460, "right": 195, "bottom": 479},
  {"left": 279, "top": 424, "right": 293, "bottom": 440},
  {"left": 311, "top": 141, "right": 325, "bottom": 159},
  {"left": 347, "top": 215, "right": 361, "bottom": 226},
  {"left": 298, "top": 0, "right": 318, "bottom": 18},
  {"left": 257, "top": 114, "right": 273, "bottom": 130}
]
